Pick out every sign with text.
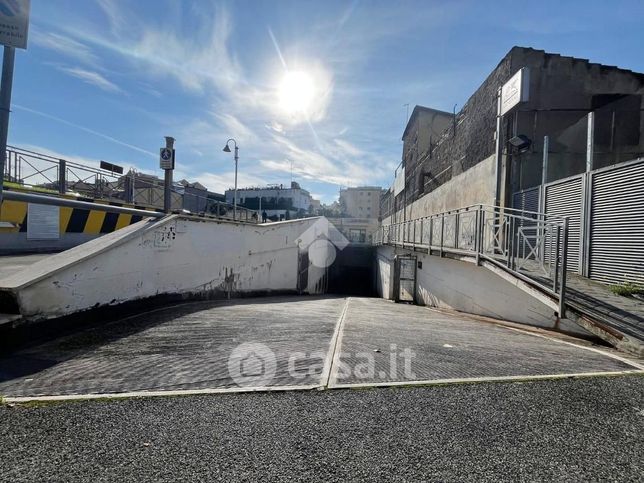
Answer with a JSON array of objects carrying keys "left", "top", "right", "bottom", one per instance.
[
  {"left": 0, "top": 0, "right": 30, "bottom": 49},
  {"left": 500, "top": 67, "right": 530, "bottom": 115},
  {"left": 27, "top": 203, "right": 59, "bottom": 240},
  {"left": 159, "top": 147, "right": 175, "bottom": 170}
]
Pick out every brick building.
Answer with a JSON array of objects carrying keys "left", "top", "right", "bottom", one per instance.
[{"left": 386, "top": 46, "right": 644, "bottom": 218}]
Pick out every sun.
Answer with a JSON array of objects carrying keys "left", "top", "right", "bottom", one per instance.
[{"left": 279, "top": 71, "right": 316, "bottom": 115}]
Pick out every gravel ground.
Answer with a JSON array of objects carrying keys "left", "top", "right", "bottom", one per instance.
[{"left": 1, "top": 375, "right": 643, "bottom": 482}]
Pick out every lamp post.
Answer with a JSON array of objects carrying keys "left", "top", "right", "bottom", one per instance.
[{"left": 222, "top": 138, "right": 239, "bottom": 221}]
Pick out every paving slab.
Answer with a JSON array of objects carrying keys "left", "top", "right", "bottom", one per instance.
[
  {"left": 331, "top": 298, "right": 639, "bottom": 386},
  {"left": 0, "top": 296, "right": 346, "bottom": 397},
  {"left": 0, "top": 295, "right": 640, "bottom": 400}
]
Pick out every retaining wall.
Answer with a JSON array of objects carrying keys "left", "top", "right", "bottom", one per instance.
[{"left": 0, "top": 215, "right": 326, "bottom": 322}]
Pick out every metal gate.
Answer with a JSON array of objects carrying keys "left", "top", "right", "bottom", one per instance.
[
  {"left": 512, "top": 157, "right": 644, "bottom": 284},
  {"left": 395, "top": 255, "right": 417, "bottom": 303},
  {"left": 543, "top": 175, "right": 584, "bottom": 273},
  {"left": 512, "top": 186, "right": 542, "bottom": 257},
  {"left": 588, "top": 159, "right": 644, "bottom": 285}
]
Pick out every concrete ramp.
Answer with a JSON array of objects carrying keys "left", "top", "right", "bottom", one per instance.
[{"left": 0, "top": 215, "right": 328, "bottom": 325}]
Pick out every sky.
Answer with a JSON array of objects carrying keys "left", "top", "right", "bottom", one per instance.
[{"left": 8, "top": 0, "right": 644, "bottom": 203}]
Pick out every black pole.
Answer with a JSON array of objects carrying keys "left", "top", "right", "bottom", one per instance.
[{"left": 0, "top": 46, "right": 16, "bottom": 206}]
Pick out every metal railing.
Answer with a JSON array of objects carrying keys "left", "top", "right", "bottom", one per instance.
[
  {"left": 374, "top": 204, "right": 570, "bottom": 316},
  {"left": 3, "top": 146, "right": 259, "bottom": 223}
]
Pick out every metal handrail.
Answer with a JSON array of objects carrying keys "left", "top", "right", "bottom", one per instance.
[
  {"left": 375, "top": 204, "right": 570, "bottom": 316},
  {"left": 3, "top": 146, "right": 260, "bottom": 223}
]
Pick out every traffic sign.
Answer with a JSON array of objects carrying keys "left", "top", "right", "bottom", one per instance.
[
  {"left": 160, "top": 147, "right": 174, "bottom": 170},
  {"left": 0, "top": 0, "right": 30, "bottom": 49}
]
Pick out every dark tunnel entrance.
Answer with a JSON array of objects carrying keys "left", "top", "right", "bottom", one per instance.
[{"left": 326, "top": 245, "right": 376, "bottom": 296}]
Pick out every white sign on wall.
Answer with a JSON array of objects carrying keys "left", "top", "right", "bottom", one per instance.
[
  {"left": 393, "top": 166, "right": 405, "bottom": 196},
  {"left": 500, "top": 67, "right": 530, "bottom": 115},
  {"left": 0, "top": 0, "right": 30, "bottom": 49},
  {"left": 27, "top": 203, "right": 60, "bottom": 240}
]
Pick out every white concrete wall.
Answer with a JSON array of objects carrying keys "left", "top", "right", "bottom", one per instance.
[
  {"left": 376, "top": 245, "right": 591, "bottom": 337},
  {"left": 2, "top": 216, "right": 327, "bottom": 320},
  {"left": 376, "top": 245, "right": 395, "bottom": 300},
  {"left": 385, "top": 155, "right": 496, "bottom": 225}
]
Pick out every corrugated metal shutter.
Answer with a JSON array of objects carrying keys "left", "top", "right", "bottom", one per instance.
[
  {"left": 512, "top": 187, "right": 540, "bottom": 213},
  {"left": 512, "top": 187, "right": 541, "bottom": 259},
  {"left": 589, "top": 160, "right": 644, "bottom": 285},
  {"left": 544, "top": 176, "right": 583, "bottom": 273}
]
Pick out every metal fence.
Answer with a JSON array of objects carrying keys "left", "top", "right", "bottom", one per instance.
[
  {"left": 374, "top": 204, "right": 570, "bottom": 315},
  {"left": 3, "top": 146, "right": 258, "bottom": 223},
  {"left": 512, "top": 157, "right": 644, "bottom": 285}
]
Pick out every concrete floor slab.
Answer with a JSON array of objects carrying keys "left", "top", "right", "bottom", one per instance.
[{"left": 0, "top": 253, "right": 50, "bottom": 282}]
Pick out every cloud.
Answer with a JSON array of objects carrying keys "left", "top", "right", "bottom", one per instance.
[
  {"left": 334, "top": 138, "right": 364, "bottom": 157},
  {"left": 30, "top": 29, "right": 98, "bottom": 65},
  {"left": 57, "top": 66, "right": 123, "bottom": 93},
  {"left": 13, "top": 104, "right": 156, "bottom": 158},
  {"left": 179, "top": 170, "right": 268, "bottom": 195},
  {"left": 29, "top": 2, "right": 424, "bottom": 199},
  {"left": 96, "top": 0, "right": 127, "bottom": 34}
]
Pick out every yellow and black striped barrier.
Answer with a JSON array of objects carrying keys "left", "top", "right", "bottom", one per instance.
[{"left": 0, "top": 191, "right": 158, "bottom": 235}]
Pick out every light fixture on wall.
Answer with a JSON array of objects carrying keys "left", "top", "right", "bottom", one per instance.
[{"left": 508, "top": 134, "right": 532, "bottom": 153}]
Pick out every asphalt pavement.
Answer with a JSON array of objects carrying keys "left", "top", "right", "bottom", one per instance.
[{"left": 1, "top": 375, "right": 643, "bottom": 482}]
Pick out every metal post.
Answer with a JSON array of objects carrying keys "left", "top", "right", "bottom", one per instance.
[
  {"left": 58, "top": 159, "right": 66, "bottom": 194},
  {"left": 163, "top": 165, "right": 173, "bottom": 213},
  {"left": 419, "top": 219, "right": 424, "bottom": 246},
  {"left": 475, "top": 208, "right": 481, "bottom": 265},
  {"left": 493, "top": 87, "right": 503, "bottom": 207},
  {"left": 233, "top": 144, "right": 238, "bottom": 221},
  {"left": 126, "top": 171, "right": 134, "bottom": 204},
  {"left": 429, "top": 218, "right": 433, "bottom": 249},
  {"left": 477, "top": 206, "right": 485, "bottom": 260},
  {"left": 553, "top": 224, "right": 561, "bottom": 293},
  {"left": 454, "top": 212, "right": 460, "bottom": 249},
  {"left": 413, "top": 219, "right": 416, "bottom": 246},
  {"left": 541, "top": 135, "right": 549, "bottom": 185},
  {"left": 558, "top": 217, "right": 569, "bottom": 318},
  {"left": 0, "top": 46, "right": 16, "bottom": 206},
  {"left": 163, "top": 136, "right": 175, "bottom": 214},
  {"left": 439, "top": 214, "right": 444, "bottom": 257},
  {"left": 506, "top": 216, "right": 513, "bottom": 268},
  {"left": 586, "top": 112, "right": 594, "bottom": 173}
]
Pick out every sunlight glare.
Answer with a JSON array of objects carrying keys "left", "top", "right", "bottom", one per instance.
[{"left": 279, "top": 71, "right": 316, "bottom": 114}]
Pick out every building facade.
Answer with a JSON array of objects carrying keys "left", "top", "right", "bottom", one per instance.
[
  {"left": 226, "top": 181, "right": 317, "bottom": 221},
  {"left": 385, "top": 46, "right": 644, "bottom": 220},
  {"left": 339, "top": 186, "right": 385, "bottom": 219}
]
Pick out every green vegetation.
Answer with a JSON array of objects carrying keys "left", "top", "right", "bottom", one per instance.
[{"left": 609, "top": 281, "right": 643, "bottom": 298}]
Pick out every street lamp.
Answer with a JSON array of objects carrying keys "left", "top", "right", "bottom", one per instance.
[{"left": 222, "top": 138, "right": 239, "bottom": 221}]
